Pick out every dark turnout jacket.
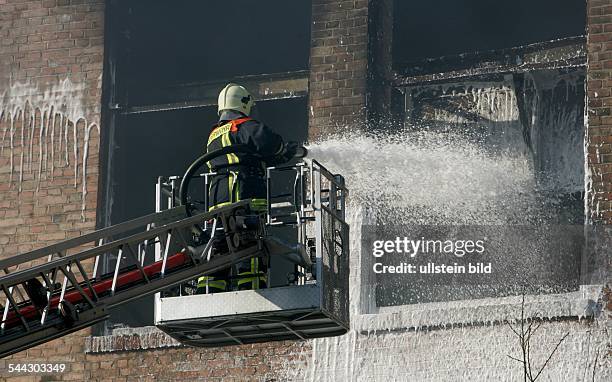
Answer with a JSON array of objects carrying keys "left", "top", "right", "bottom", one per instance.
[{"left": 206, "top": 110, "right": 288, "bottom": 211}]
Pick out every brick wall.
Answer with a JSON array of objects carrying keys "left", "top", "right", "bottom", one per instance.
[
  {"left": 83, "top": 340, "right": 309, "bottom": 382},
  {"left": 0, "top": 0, "right": 104, "bottom": 380},
  {"left": 308, "top": 0, "right": 369, "bottom": 139},
  {"left": 586, "top": 0, "right": 612, "bottom": 224},
  {"left": 1, "top": 1, "right": 610, "bottom": 381}
]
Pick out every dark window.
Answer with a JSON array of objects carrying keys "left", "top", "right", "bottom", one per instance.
[
  {"left": 97, "top": 1, "right": 311, "bottom": 332},
  {"left": 393, "top": 0, "right": 586, "bottom": 63},
  {"left": 124, "top": 0, "right": 311, "bottom": 105},
  {"left": 363, "top": 0, "right": 588, "bottom": 311}
]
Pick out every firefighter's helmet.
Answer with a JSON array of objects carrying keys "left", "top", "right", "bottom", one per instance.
[{"left": 217, "top": 83, "right": 255, "bottom": 116}]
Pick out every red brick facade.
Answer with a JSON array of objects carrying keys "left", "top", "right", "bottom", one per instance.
[
  {"left": 586, "top": 0, "right": 612, "bottom": 224},
  {"left": 0, "top": 0, "right": 610, "bottom": 381},
  {"left": 0, "top": 1, "right": 104, "bottom": 380},
  {"left": 0, "top": 0, "right": 104, "bottom": 243},
  {"left": 0, "top": 0, "right": 103, "bottom": 336},
  {"left": 308, "top": 0, "right": 369, "bottom": 139}
]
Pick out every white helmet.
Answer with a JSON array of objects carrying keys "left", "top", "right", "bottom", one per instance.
[{"left": 217, "top": 83, "right": 255, "bottom": 116}]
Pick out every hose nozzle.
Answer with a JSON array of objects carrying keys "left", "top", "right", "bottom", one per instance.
[{"left": 294, "top": 146, "right": 308, "bottom": 158}]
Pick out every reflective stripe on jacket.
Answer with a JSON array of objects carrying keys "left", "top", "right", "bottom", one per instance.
[
  {"left": 236, "top": 258, "right": 267, "bottom": 290},
  {"left": 206, "top": 111, "right": 285, "bottom": 212},
  {"left": 196, "top": 276, "right": 227, "bottom": 292}
]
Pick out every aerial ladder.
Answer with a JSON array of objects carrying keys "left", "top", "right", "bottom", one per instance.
[{"left": 0, "top": 145, "right": 349, "bottom": 358}]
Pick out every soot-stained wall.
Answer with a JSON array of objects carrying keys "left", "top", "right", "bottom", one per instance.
[{"left": 393, "top": 0, "right": 586, "bottom": 63}]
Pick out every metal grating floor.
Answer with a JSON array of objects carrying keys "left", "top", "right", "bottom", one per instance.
[{"left": 155, "top": 285, "right": 348, "bottom": 347}]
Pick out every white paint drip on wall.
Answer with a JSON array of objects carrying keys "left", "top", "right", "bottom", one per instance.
[{"left": 0, "top": 78, "right": 100, "bottom": 220}]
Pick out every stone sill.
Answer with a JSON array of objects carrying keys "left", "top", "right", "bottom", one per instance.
[
  {"left": 356, "top": 285, "right": 603, "bottom": 334},
  {"left": 85, "top": 286, "right": 603, "bottom": 353},
  {"left": 85, "top": 326, "right": 183, "bottom": 354}
]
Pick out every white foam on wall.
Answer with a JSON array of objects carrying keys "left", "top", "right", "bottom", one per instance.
[
  {"left": 276, "top": 73, "right": 608, "bottom": 380},
  {"left": 275, "top": 190, "right": 609, "bottom": 381},
  {"left": 0, "top": 78, "right": 100, "bottom": 220}
]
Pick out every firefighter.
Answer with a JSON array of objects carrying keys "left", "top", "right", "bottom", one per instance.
[{"left": 196, "top": 83, "right": 301, "bottom": 294}]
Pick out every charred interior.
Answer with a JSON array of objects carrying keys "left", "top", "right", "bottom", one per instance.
[{"left": 367, "top": 0, "right": 588, "bottom": 308}]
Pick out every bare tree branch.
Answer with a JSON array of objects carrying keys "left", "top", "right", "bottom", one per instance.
[
  {"left": 526, "top": 330, "right": 534, "bottom": 382},
  {"left": 507, "top": 291, "right": 570, "bottom": 382},
  {"left": 529, "top": 321, "right": 543, "bottom": 340},
  {"left": 507, "top": 321, "right": 521, "bottom": 338},
  {"left": 532, "top": 332, "right": 570, "bottom": 382},
  {"left": 591, "top": 350, "right": 599, "bottom": 382},
  {"left": 521, "top": 294, "right": 528, "bottom": 382}
]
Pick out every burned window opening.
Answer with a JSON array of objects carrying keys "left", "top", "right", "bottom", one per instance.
[
  {"left": 119, "top": 0, "right": 311, "bottom": 106},
  {"left": 403, "top": 69, "right": 585, "bottom": 212},
  {"left": 367, "top": 66, "right": 586, "bottom": 308},
  {"left": 393, "top": 36, "right": 586, "bottom": 87},
  {"left": 363, "top": 0, "right": 588, "bottom": 310},
  {"left": 96, "top": 1, "right": 311, "bottom": 333},
  {"left": 389, "top": 39, "right": 587, "bottom": 226},
  {"left": 392, "top": 0, "right": 586, "bottom": 64}
]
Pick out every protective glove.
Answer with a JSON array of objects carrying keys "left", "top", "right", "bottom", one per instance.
[
  {"left": 282, "top": 141, "right": 308, "bottom": 160},
  {"left": 283, "top": 141, "right": 299, "bottom": 158},
  {"left": 293, "top": 146, "right": 308, "bottom": 158}
]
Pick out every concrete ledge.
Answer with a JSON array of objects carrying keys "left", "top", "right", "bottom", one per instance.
[
  {"left": 85, "top": 286, "right": 603, "bottom": 352},
  {"left": 85, "top": 326, "right": 183, "bottom": 354},
  {"left": 356, "top": 286, "right": 603, "bottom": 333}
]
